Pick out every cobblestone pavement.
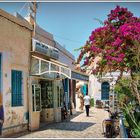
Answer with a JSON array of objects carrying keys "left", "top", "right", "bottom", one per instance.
[{"left": 18, "top": 107, "right": 109, "bottom": 138}]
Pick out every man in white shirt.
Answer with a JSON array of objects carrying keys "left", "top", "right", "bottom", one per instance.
[{"left": 84, "top": 93, "right": 91, "bottom": 116}]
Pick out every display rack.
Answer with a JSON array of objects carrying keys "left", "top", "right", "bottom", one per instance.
[
  {"left": 109, "top": 92, "right": 118, "bottom": 112},
  {"left": 41, "top": 81, "right": 53, "bottom": 108},
  {"left": 32, "top": 84, "right": 41, "bottom": 112}
]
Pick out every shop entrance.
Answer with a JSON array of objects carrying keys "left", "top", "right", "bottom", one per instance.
[
  {"left": 39, "top": 79, "right": 64, "bottom": 125},
  {"left": 29, "top": 77, "right": 65, "bottom": 131},
  {"left": 39, "top": 80, "right": 54, "bottom": 124},
  {"left": 40, "top": 80, "right": 53, "bottom": 109},
  {"left": 30, "top": 56, "right": 90, "bottom": 130}
]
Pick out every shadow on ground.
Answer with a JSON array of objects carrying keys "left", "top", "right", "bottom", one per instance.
[
  {"left": 7, "top": 121, "right": 96, "bottom": 138},
  {"left": 70, "top": 111, "right": 83, "bottom": 120},
  {"left": 39, "top": 121, "right": 96, "bottom": 131},
  {"left": 5, "top": 111, "right": 96, "bottom": 138}
]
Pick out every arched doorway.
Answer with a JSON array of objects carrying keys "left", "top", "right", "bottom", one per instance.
[{"left": 101, "top": 82, "right": 110, "bottom": 100}]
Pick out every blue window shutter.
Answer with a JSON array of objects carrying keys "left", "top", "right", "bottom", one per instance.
[{"left": 11, "top": 70, "right": 23, "bottom": 106}]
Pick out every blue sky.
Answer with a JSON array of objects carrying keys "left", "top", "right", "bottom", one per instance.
[{"left": 0, "top": 2, "right": 140, "bottom": 60}]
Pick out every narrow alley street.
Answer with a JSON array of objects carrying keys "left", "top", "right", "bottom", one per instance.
[{"left": 12, "top": 107, "right": 109, "bottom": 138}]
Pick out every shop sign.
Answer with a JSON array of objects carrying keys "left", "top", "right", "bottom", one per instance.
[{"left": 71, "top": 71, "right": 89, "bottom": 81}]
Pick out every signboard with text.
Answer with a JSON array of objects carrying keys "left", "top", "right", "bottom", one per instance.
[{"left": 71, "top": 71, "right": 89, "bottom": 82}]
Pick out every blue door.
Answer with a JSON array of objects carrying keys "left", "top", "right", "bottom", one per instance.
[{"left": 101, "top": 82, "right": 110, "bottom": 100}]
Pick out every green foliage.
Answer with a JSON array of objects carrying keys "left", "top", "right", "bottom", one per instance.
[
  {"left": 90, "top": 98, "right": 94, "bottom": 107},
  {"left": 131, "top": 127, "right": 140, "bottom": 138},
  {"left": 123, "top": 104, "right": 137, "bottom": 129},
  {"left": 114, "top": 77, "right": 140, "bottom": 137},
  {"left": 93, "top": 18, "right": 104, "bottom": 25},
  {"left": 114, "top": 77, "right": 134, "bottom": 104},
  {"left": 74, "top": 46, "right": 84, "bottom": 51}
]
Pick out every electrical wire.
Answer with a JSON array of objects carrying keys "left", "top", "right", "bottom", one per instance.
[
  {"left": 18, "top": 2, "right": 28, "bottom": 14},
  {"left": 17, "top": 2, "right": 85, "bottom": 45},
  {"left": 53, "top": 34, "right": 84, "bottom": 44}
]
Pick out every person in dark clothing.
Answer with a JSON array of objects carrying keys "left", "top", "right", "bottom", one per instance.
[{"left": 0, "top": 94, "right": 4, "bottom": 136}]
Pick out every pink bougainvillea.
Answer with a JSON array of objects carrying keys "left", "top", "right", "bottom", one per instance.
[{"left": 77, "top": 5, "right": 140, "bottom": 77}]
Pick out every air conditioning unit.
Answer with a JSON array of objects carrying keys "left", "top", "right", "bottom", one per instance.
[
  {"left": 32, "top": 38, "right": 59, "bottom": 60},
  {"left": 32, "top": 39, "right": 59, "bottom": 60},
  {"left": 37, "top": 42, "right": 50, "bottom": 56},
  {"left": 50, "top": 47, "right": 59, "bottom": 60},
  {"left": 32, "top": 39, "right": 50, "bottom": 57}
]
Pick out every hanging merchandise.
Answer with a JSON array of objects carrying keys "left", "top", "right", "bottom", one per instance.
[
  {"left": 62, "top": 78, "right": 69, "bottom": 111},
  {"left": 81, "top": 84, "right": 87, "bottom": 96}
]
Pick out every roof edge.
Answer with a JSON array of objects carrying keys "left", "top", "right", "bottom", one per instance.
[{"left": 0, "top": 9, "right": 33, "bottom": 30}]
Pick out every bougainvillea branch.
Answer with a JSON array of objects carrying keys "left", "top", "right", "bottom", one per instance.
[
  {"left": 76, "top": 5, "right": 140, "bottom": 104},
  {"left": 77, "top": 5, "right": 140, "bottom": 79}
]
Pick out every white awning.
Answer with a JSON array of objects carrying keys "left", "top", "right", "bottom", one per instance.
[{"left": 31, "top": 55, "right": 71, "bottom": 79}]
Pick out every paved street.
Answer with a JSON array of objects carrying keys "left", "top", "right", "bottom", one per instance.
[{"left": 14, "top": 107, "right": 109, "bottom": 138}]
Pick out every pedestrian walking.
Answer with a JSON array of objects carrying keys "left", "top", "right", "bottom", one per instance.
[{"left": 84, "top": 92, "right": 91, "bottom": 117}]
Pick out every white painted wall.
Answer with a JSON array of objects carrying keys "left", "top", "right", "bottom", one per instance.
[
  {"left": 89, "top": 75, "right": 101, "bottom": 100},
  {"left": 0, "top": 13, "right": 31, "bottom": 135},
  {"left": 88, "top": 72, "right": 129, "bottom": 104},
  {"left": 2, "top": 52, "right": 29, "bottom": 131}
]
